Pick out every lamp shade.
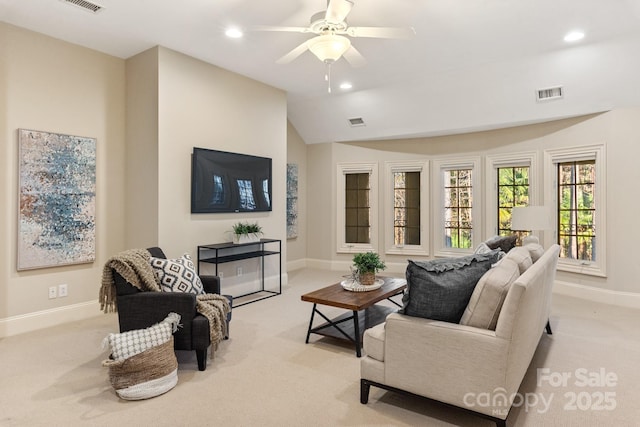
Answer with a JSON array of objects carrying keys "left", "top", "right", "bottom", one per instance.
[
  {"left": 511, "top": 206, "right": 553, "bottom": 231},
  {"left": 308, "top": 34, "right": 351, "bottom": 63}
]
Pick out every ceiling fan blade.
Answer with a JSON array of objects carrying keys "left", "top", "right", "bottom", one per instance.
[
  {"left": 342, "top": 45, "right": 366, "bottom": 68},
  {"left": 253, "top": 25, "right": 312, "bottom": 33},
  {"left": 325, "top": 0, "right": 353, "bottom": 23},
  {"left": 276, "top": 40, "right": 310, "bottom": 64},
  {"left": 346, "top": 26, "right": 416, "bottom": 39}
]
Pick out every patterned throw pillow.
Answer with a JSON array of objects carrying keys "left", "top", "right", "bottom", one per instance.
[
  {"left": 106, "top": 312, "right": 180, "bottom": 361},
  {"left": 150, "top": 253, "right": 205, "bottom": 295}
]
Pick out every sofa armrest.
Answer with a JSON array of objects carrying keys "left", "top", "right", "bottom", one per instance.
[
  {"left": 382, "top": 313, "right": 512, "bottom": 408},
  {"left": 201, "top": 275, "right": 221, "bottom": 294}
]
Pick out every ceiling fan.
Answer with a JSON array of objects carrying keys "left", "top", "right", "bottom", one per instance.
[{"left": 255, "top": 0, "right": 415, "bottom": 70}]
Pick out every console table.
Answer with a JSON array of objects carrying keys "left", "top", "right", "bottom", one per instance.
[{"left": 197, "top": 239, "right": 281, "bottom": 307}]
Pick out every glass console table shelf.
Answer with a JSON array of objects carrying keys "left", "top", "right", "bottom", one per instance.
[{"left": 197, "top": 239, "right": 282, "bottom": 307}]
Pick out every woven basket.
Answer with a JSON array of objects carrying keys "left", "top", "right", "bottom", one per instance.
[
  {"left": 103, "top": 337, "right": 178, "bottom": 399},
  {"left": 359, "top": 272, "right": 376, "bottom": 286}
]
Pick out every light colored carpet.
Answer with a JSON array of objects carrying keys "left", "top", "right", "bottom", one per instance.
[{"left": 1, "top": 268, "right": 639, "bottom": 426}]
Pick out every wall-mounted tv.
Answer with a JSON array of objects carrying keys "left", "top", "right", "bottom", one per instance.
[{"left": 191, "top": 147, "right": 272, "bottom": 213}]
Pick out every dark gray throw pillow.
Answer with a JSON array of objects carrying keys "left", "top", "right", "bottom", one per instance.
[
  {"left": 485, "top": 235, "right": 517, "bottom": 253},
  {"left": 400, "top": 250, "right": 501, "bottom": 323}
]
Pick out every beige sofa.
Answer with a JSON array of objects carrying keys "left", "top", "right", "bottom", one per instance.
[{"left": 360, "top": 242, "right": 560, "bottom": 427}]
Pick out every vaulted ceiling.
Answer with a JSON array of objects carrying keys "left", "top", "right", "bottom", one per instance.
[{"left": 2, "top": 0, "right": 640, "bottom": 144}]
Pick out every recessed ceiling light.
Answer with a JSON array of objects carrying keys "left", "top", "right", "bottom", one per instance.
[
  {"left": 564, "top": 31, "right": 585, "bottom": 42},
  {"left": 225, "top": 27, "right": 243, "bottom": 39},
  {"left": 339, "top": 82, "right": 353, "bottom": 90}
]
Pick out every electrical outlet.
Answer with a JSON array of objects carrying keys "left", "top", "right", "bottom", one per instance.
[
  {"left": 48, "top": 286, "right": 57, "bottom": 299},
  {"left": 58, "top": 284, "right": 68, "bottom": 297},
  {"left": 236, "top": 267, "right": 243, "bottom": 276}
]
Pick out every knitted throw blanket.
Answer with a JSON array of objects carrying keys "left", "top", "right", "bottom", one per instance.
[{"left": 99, "top": 248, "right": 230, "bottom": 349}]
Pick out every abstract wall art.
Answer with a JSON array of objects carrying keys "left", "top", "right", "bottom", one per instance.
[
  {"left": 286, "top": 163, "right": 298, "bottom": 239},
  {"left": 18, "top": 129, "right": 96, "bottom": 270}
]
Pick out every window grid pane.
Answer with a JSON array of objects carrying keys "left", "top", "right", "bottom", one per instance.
[
  {"left": 444, "top": 169, "right": 473, "bottom": 248},
  {"left": 557, "top": 160, "right": 596, "bottom": 261},
  {"left": 345, "top": 172, "right": 370, "bottom": 244},
  {"left": 497, "top": 166, "right": 530, "bottom": 242},
  {"left": 394, "top": 171, "right": 421, "bottom": 246}
]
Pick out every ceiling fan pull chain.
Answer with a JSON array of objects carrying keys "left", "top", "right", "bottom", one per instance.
[{"left": 326, "top": 61, "right": 332, "bottom": 94}]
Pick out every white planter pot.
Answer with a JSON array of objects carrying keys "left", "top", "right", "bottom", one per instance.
[{"left": 233, "top": 233, "right": 261, "bottom": 244}]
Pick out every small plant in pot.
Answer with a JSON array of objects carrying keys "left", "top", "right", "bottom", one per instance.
[
  {"left": 352, "top": 252, "right": 386, "bottom": 285},
  {"left": 232, "top": 221, "right": 263, "bottom": 244}
]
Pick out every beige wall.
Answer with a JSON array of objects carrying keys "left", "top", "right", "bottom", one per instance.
[
  {"left": 286, "top": 121, "right": 307, "bottom": 266},
  {"left": 124, "top": 47, "right": 288, "bottom": 297},
  {"left": 0, "top": 23, "right": 126, "bottom": 332},
  {"left": 125, "top": 48, "right": 159, "bottom": 247},
  {"left": 307, "top": 110, "right": 640, "bottom": 296},
  {"left": 1, "top": 30, "right": 287, "bottom": 337}
]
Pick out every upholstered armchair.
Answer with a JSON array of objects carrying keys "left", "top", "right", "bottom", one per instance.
[{"left": 113, "top": 247, "right": 232, "bottom": 371}]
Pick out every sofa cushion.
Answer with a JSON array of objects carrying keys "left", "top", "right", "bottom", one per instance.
[
  {"left": 504, "top": 246, "right": 533, "bottom": 274},
  {"left": 460, "top": 258, "right": 520, "bottom": 330},
  {"left": 485, "top": 235, "right": 518, "bottom": 253},
  {"left": 400, "top": 251, "right": 501, "bottom": 323},
  {"left": 363, "top": 323, "right": 386, "bottom": 362},
  {"left": 524, "top": 242, "right": 545, "bottom": 263},
  {"left": 150, "top": 253, "right": 205, "bottom": 295}
]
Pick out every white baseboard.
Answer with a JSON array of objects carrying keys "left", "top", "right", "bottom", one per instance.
[
  {"left": 0, "top": 300, "right": 102, "bottom": 338},
  {"left": 553, "top": 280, "right": 640, "bottom": 309},
  {"left": 286, "top": 258, "right": 307, "bottom": 272}
]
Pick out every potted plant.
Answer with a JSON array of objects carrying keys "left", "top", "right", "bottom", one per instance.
[
  {"left": 352, "top": 252, "right": 386, "bottom": 285},
  {"left": 232, "top": 221, "right": 263, "bottom": 244}
]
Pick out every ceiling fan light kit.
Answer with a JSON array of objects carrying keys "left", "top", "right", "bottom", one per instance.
[
  {"left": 258, "top": 0, "right": 414, "bottom": 93},
  {"left": 308, "top": 34, "right": 351, "bottom": 63}
]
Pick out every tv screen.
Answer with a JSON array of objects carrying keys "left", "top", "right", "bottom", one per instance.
[{"left": 191, "top": 147, "right": 272, "bottom": 213}]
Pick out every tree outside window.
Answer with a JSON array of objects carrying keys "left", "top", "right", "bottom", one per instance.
[
  {"left": 393, "top": 171, "right": 420, "bottom": 246},
  {"left": 444, "top": 169, "right": 473, "bottom": 249},
  {"left": 558, "top": 160, "right": 596, "bottom": 261},
  {"left": 498, "top": 166, "right": 530, "bottom": 243}
]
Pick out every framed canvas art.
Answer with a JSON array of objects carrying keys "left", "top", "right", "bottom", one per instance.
[
  {"left": 18, "top": 129, "right": 96, "bottom": 270},
  {"left": 286, "top": 163, "right": 298, "bottom": 239}
]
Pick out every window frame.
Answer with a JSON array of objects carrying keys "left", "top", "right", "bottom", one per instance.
[
  {"left": 485, "top": 152, "right": 539, "bottom": 239},
  {"left": 433, "top": 157, "right": 482, "bottom": 257},
  {"left": 384, "top": 160, "right": 429, "bottom": 257},
  {"left": 336, "top": 162, "right": 378, "bottom": 254},
  {"left": 544, "top": 145, "right": 606, "bottom": 277}
]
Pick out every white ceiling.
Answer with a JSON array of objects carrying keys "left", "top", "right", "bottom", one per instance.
[{"left": 2, "top": 0, "right": 640, "bottom": 144}]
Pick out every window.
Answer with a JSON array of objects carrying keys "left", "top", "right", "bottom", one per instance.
[
  {"left": 434, "top": 157, "right": 481, "bottom": 256},
  {"left": 345, "top": 173, "right": 370, "bottom": 244},
  {"left": 557, "top": 160, "right": 595, "bottom": 261},
  {"left": 394, "top": 172, "right": 420, "bottom": 245},
  {"left": 384, "top": 160, "right": 429, "bottom": 256},
  {"left": 498, "top": 166, "right": 530, "bottom": 242},
  {"left": 444, "top": 169, "right": 473, "bottom": 249},
  {"left": 545, "top": 145, "right": 606, "bottom": 277},
  {"left": 337, "top": 163, "right": 378, "bottom": 253},
  {"left": 486, "top": 152, "right": 538, "bottom": 241}
]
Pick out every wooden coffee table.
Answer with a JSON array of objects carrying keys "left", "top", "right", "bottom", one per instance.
[{"left": 301, "top": 276, "right": 407, "bottom": 357}]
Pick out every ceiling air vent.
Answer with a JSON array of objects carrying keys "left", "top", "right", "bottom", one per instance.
[
  {"left": 536, "top": 86, "right": 563, "bottom": 102},
  {"left": 348, "top": 117, "right": 366, "bottom": 127},
  {"left": 60, "top": 0, "right": 104, "bottom": 13}
]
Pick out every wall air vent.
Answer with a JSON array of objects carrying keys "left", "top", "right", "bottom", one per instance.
[
  {"left": 60, "top": 0, "right": 104, "bottom": 13},
  {"left": 536, "top": 86, "right": 564, "bottom": 102},
  {"left": 348, "top": 117, "right": 366, "bottom": 127}
]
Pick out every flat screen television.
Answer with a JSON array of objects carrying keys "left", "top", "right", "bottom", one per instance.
[{"left": 191, "top": 147, "right": 272, "bottom": 213}]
